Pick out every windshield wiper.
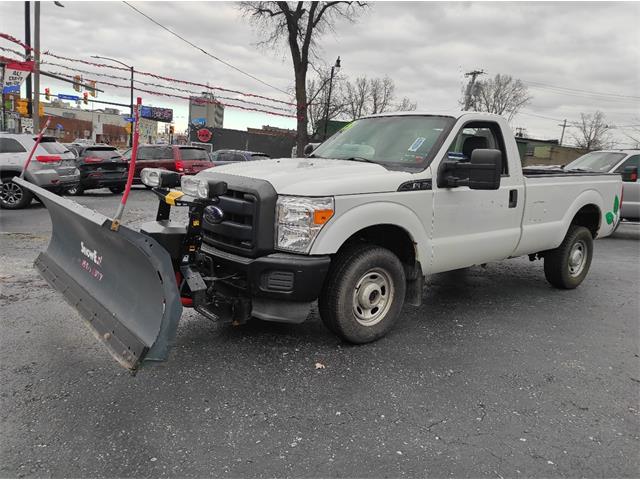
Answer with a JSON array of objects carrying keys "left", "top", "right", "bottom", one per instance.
[
  {"left": 339, "top": 156, "right": 377, "bottom": 164},
  {"left": 565, "top": 167, "right": 594, "bottom": 172}
]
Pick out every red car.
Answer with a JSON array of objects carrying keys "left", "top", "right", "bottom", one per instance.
[{"left": 122, "top": 145, "right": 213, "bottom": 182}]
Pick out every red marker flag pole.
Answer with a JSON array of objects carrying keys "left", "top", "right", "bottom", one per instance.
[
  {"left": 111, "top": 96, "right": 141, "bottom": 231},
  {"left": 20, "top": 116, "right": 52, "bottom": 178}
]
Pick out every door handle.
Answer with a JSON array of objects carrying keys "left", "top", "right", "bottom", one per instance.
[{"left": 508, "top": 189, "right": 518, "bottom": 208}]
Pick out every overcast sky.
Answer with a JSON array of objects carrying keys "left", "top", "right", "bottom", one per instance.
[{"left": 1, "top": 1, "right": 639, "bottom": 145}]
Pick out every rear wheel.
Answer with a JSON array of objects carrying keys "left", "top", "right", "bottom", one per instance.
[
  {"left": 0, "top": 177, "right": 33, "bottom": 209},
  {"left": 66, "top": 185, "right": 84, "bottom": 196},
  {"left": 319, "top": 245, "right": 406, "bottom": 343},
  {"left": 544, "top": 225, "right": 593, "bottom": 289},
  {"left": 109, "top": 186, "right": 125, "bottom": 194}
]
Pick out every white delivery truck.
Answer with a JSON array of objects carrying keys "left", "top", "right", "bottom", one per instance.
[{"left": 16, "top": 111, "right": 624, "bottom": 369}]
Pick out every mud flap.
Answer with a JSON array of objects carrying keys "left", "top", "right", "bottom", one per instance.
[{"left": 14, "top": 178, "right": 182, "bottom": 370}]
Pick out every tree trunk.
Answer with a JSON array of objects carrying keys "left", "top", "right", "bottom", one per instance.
[{"left": 295, "top": 66, "right": 308, "bottom": 156}]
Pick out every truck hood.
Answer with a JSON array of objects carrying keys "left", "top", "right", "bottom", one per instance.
[{"left": 199, "top": 158, "right": 416, "bottom": 195}]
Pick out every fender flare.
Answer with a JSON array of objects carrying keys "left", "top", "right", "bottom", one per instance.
[
  {"left": 310, "top": 201, "right": 429, "bottom": 262},
  {"left": 558, "top": 189, "right": 605, "bottom": 241}
]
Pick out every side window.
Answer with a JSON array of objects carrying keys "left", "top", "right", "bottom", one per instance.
[
  {"left": 220, "top": 152, "right": 235, "bottom": 162},
  {"left": 614, "top": 155, "right": 640, "bottom": 173},
  {"left": 137, "top": 147, "right": 152, "bottom": 160},
  {"left": 210, "top": 152, "right": 219, "bottom": 161},
  {"left": 446, "top": 122, "right": 508, "bottom": 175},
  {"left": 233, "top": 153, "right": 247, "bottom": 162},
  {"left": 122, "top": 148, "right": 131, "bottom": 160},
  {"left": 0, "top": 138, "right": 27, "bottom": 153}
]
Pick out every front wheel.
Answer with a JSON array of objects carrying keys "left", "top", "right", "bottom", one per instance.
[
  {"left": 319, "top": 245, "right": 406, "bottom": 344},
  {"left": 0, "top": 177, "right": 33, "bottom": 209},
  {"left": 544, "top": 225, "right": 593, "bottom": 289},
  {"left": 109, "top": 186, "right": 125, "bottom": 194}
]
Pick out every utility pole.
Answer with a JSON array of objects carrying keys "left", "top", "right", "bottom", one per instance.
[
  {"left": 24, "top": 1, "right": 32, "bottom": 117},
  {"left": 558, "top": 119, "right": 567, "bottom": 145},
  {"left": 463, "top": 69, "right": 485, "bottom": 111},
  {"left": 323, "top": 56, "right": 341, "bottom": 140},
  {"left": 32, "top": 0, "right": 40, "bottom": 131}
]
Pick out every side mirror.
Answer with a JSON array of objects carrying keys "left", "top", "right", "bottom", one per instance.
[
  {"left": 468, "top": 149, "right": 502, "bottom": 190},
  {"left": 621, "top": 166, "right": 638, "bottom": 182},
  {"left": 437, "top": 149, "right": 502, "bottom": 190},
  {"left": 303, "top": 143, "right": 316, "bottom": 157}
]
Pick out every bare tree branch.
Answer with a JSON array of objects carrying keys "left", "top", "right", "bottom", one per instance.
[
  {"left": 571, "top": 111, "right": 614, "bottom": 151},
  {"left": 466, "top": 73, "right": 532, "bottom": 121},
  {"left": 241, "top": 1, "right": 367, "bottom": 153}
]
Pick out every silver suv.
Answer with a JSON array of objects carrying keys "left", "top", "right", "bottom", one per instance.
[{"left": 0, "top": 133, "right": 79, "bottom": 209}]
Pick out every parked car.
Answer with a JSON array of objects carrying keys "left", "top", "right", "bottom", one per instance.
[
  {"left": 121, "top": 144, "right": 212, "bottom": 182},
  {"left": 63, "top": 143, "right": 83, "bottom": 158},
  {"left": 563, "top": 150, "right": 639, "bottom": 221},
  {"left": 209, "top": 149, "right": 270, "bottom": 166},
  {"left": 66, "top": 145, "right": 128, "bottom": 196},
  {"left": 0, "top": 133, "right": 78, "bottom": 209}
]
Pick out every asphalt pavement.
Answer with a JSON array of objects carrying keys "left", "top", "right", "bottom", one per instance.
[{"left": 1, "top": 188, "right": 639, "bottom": 478}]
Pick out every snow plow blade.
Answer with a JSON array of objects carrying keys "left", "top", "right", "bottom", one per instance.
[{"left": 14, "top": 178, "right": 182, "bottom": 370}]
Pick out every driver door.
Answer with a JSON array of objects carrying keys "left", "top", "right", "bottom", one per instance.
[{"left": 430, "top": 122, "right": 524, "bottom": 273}]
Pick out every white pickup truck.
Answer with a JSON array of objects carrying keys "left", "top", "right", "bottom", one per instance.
[{"left": 17, "top": 111, "right": 624, "bottom": 368}]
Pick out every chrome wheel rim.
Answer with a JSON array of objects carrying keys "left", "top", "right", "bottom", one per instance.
[
  {"left": 67, "top": 186, "right": 78, "bottom": 195},
  {"left": 352, "top": 268, "right": 394, "bottom": 326},
  {"left": 0, "top": 182, "right": 23, "bottom": 205},
  {"left": 568, "top": 240, "right": 587, "bottom": 277}
]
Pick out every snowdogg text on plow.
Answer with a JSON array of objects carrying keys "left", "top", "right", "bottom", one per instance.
[{"left": 15, "top": 112, "right": 624, "bottom": 370}]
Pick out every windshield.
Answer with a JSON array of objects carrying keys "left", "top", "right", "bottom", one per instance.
[
  {"left": 311, "top": 115, "right": 455, "bottom": 168},
  {"left": 565, "top": 151, "right": 626, "bottom": 172}
]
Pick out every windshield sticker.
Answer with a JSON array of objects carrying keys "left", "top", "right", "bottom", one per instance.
[{"left": 408, "top": 137, "right": 426, "bottom": 152}]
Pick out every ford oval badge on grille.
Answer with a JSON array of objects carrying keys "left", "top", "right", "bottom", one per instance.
[{"left": 204, "top": 205, "right": 224, "bottom": 224}]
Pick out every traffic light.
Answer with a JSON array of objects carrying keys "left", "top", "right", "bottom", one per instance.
[
  {"left": 73, "top": 75, "right": 82, "bottom": 92},
  {"left": 169, "top": 125, "right": 175, "bottom": 134},
  {"left": 16, "top": 99, "right": 28, "bottom": 116},
  {"left": 87, "top": 80, "right": 97, "bottom": 98},
  {"left": 83, "top": 92, "right": 89, "bottom": 105},
  {"left": 44, "top": 88, "right": 51, "bottom": 101}
]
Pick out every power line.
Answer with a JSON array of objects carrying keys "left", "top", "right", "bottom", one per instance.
[
  {"left": 523, "top": 79, "right": 640, "bottom": 100},
  {"left": 525, "top": 84, "right": 640, "bottom": 103},
  {"left": 121, "top": 1, "right": 292, "bottom": 98},
  {"left": 484, "top": 69, "right": 640, "bottom": 101}
]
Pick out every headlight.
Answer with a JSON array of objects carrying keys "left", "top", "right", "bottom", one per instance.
[
  {"left": 180, "top": 175, "right": 199, "bottom": 196},
  {"left": 276, "top": 196, "right": 334, "bottom": 253},
  {"left": 197, "top": 179, "right": 209, "bottom": 199},
  {"left": 141, "top": 168, "right": 180, "bottom": 188}
]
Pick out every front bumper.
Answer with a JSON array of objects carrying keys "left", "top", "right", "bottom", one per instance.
[{"left": 199, "top": 243, "right": 331, "bottom": 302}]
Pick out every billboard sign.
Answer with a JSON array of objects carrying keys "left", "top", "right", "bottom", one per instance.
[
  {"left": 2, "top": 60, "right": 34, "bottom": 94},
  {"left": 140, "top": 106, "right": 173, "bottom": 123}
]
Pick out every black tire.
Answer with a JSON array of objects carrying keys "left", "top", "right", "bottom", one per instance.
[
  {"left": 319, "top": 244, "right": 406, "bottom": 344},
  {"left": 66, "top": 185, "right": 84, "bottom": 196},
  {"left": 544, "top": 225, "right": 593, "bottom": 289},
  {"left": 109, "top": 186, "right": 125, "bottom": 194},
  {"left": 0, "top": 177, "right": 33, "bottom": 209}
]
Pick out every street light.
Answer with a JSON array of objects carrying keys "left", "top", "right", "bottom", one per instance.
[
  {"left": 91, "top": 55, "right": 134, "bottom": 147},
  {"left": 323, "top": 56, "right": 341, "bottom": 140}
]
